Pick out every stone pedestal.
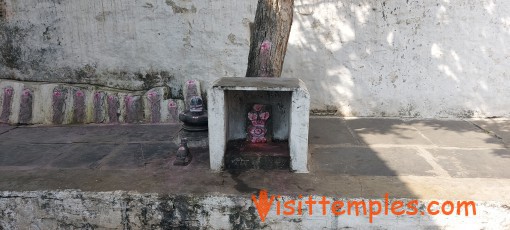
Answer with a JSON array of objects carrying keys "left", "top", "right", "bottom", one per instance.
[
  {"left": 175, "top": 130, "right": 209, "bottom": 148},
  {"left": 208, "top": 77, "right": 310, "bottom": 173}
]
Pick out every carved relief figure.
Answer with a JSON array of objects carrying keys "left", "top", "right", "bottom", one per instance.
[{"left": 247, "top": 104, "right": 270, "bottom": 143}]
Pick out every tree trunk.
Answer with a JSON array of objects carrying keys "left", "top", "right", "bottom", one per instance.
[{"left": 245, "top": 0, "right": 294, "bottom": 78}]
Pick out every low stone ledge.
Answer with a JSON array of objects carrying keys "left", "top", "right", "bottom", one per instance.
[{"left": 0, "top": 190, "right": 509, "bottom": 229}]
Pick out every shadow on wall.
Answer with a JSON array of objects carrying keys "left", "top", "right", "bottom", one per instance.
[{"left": 282, "top": 0, "right": 510, "bottom": 118}]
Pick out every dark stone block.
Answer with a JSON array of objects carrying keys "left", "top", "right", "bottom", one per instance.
[
  {"left": 178, "top": 130, "right": 209, "bottom": 148},
  {"left": 100, "top": 143, "right": 177, "bottom": 169},
  {"left": 224, "top": 140, "right": 289, "bottom": 170},
  {"left": 180, "top": 130, "right": 208, "bottom": 142},
  {"left": 0, "top": 144, "right": 69, "bottom": 166},
  {"left": 49, "top": 144, "right": 117, "bottom": 169}
]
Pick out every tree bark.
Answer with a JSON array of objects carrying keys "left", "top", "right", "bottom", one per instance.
[{"left": 245, "top": 0, "right": 294, "bottom": 78}]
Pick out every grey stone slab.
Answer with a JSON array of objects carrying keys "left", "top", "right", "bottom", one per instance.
[
  {"left": 99, "top": 143, "right": 144, "bottom": 169},
  {"left": 49, "top": 144, "right": 118, "bottom": 169},
  {"left": 1, "top": 124, "right": 181, "bottom": 144},
  {"left": 101, "top": 143, "right": 177, "bottom": 169},
  {"left": 429, "top": 148, "right": 510, "bottom": 178},
  {"left": 408, "top": 120, "right": 505, "bottom": 148},
  {"left": 309, "top": 117, "right": 359, "bottom": 145},
  {"left": 75, "top": 125, "right": 181, "bottom": 143},
  {"left": 0, "top": 144, "right": 70, "bottom": 167},
  {"left": 225, "top": 141, "right": 290, "bottom": 170},
  {"left": 140, "top": 143, "right": 178, "bottom": 167},
  {"left": 469, "top": 119, "right": 510, "bottom": 146},
  {"left": 1, "top": 126, "right": 85, "bottom": 143},
  {"left": 0, "top": 125, "right": 15, "bottom": 135},
  {"left": 345, "top": 118, "right": 433, "bottom": 145},
  {"left": 186, "top": 147, "right": 210, "bottom": 168},
  {"left": 213, "top": 77, "right": 302, "bottom": 91},
  {"left": 311, "top": 146, "right": 435, "bottom": 176}
]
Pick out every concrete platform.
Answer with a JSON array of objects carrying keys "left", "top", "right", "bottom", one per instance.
[{"left": 1, "top": 118, "right": 510, "bottom": 229}]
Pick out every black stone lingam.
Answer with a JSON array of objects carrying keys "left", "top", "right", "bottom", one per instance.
[
  {"left": 173, "top": 91, "right": 208, "bottom": 166},
  {"left": 178, "top": 96, "right": 208, "bottom": 131}
]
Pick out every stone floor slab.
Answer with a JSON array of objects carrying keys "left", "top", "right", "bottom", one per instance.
[
  {"left": 1, "top": 126, "right": 84, "bottom": 144},
  {"left": 309, "top": 117, "right": 360, "bottom": 145},
  {"left": 429, "top": 148, "right": 510, "bottom": 178},
  {"left": 407, "top": 120, "right": 505, "bottom": 148},
  {"left": 139, "top": 143, "right": 178, "bottom": 168},
  {"left": 0, "top": 118, "right": 509, "bottom": 204},
  {"left": 0, "top": 144, "right": 69, "bottom": 167},
  {"left": 1, "top": 124, "right": 181, "bottom": 144},
  {"left": 99, "top": 143, "right": 145, "bottom": 169},
  {"left": 310, "top": 146, "right": 435, "bottom": 176},
  {"left": 0, "top": 125, "right": 15, "bottom": 135},
  {"left": 100, "top": 143, "right": 177, "bottom": 169},
  {"left": 469, "top": 119, "right": 510, "bottom": 146},
  {"left": 345, "top": 118, "right": 433, "bottom": 145},
  {"left": 49, "top": 144, "right": 119, "bottom": 169}
]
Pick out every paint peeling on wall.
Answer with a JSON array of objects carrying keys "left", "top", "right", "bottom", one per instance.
[{"left": 0, "top": 0, "right": 509, "bottom": 118}]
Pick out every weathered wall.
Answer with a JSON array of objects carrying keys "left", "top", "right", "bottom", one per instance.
[
  {"left": 0, "top": 190, "right": 509, "bottom": 229},
  {"left": 1, "top": 0, "right": 509, "bottom": 118},
  {"left": 283, "top": 0, "right": 510, "bottom": 118}
]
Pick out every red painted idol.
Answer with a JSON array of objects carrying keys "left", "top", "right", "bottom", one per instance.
[{"left": 247, "top": 104, "right": 270, "bottom": 143}]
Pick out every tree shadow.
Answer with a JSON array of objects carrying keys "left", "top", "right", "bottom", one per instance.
[
  {"left": 283, "top": 0, "right": 510, "bottom": 160},
  {"left": 280, "top": 0, "right": 510, "bottom": 227},
  {"left": 282, "top": 0, "right": 510, "bottom": 118}
]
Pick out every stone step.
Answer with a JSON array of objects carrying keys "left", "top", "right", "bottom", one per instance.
[{"left": 224, "top": 140, "right": 290, "bottom": 170}]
